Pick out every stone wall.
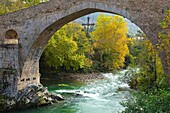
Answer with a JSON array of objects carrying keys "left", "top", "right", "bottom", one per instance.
[
  {"left": 0, "top": 39, "right": 41, "bottom": 96},
  {"left": 17, "top": 62, "right": 41, "bottom": 91},
  {"left": 0, "top": 43, "right": 18, "bottom": 97}
]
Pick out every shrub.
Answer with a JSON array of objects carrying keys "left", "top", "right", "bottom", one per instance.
[{"left": 121, "top": 89, "right": 170, "bottom": 113}]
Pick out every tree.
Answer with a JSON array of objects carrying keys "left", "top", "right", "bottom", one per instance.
[
  {"left": 121, "top": 10, "right": 170, "bottom": 113},
  {"left": 91, "top": 14, "right": 129, "bottom": 70},
  {"left": 44, "top": 22, "right": 92, "bottom": 71},
  {"left": 0, "top": 0, "right": 48, "bottom": 15},
  {"left": 158, "top": 10, "right": 170, "bottom": 86},
  {"left": 137, "top": 38, "right": 165, "bottom": 90}
]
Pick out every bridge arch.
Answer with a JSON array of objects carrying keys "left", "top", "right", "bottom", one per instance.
[{"left": 20, "top": 1, "right": 156, "bottom": 91}]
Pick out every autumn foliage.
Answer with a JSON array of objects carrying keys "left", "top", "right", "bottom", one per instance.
[
  {"left": 44, "top": 14, "right": 129, "bottom": 71},
  {"left": 92, "top": 14, "right": 129, "bottom": 70}
]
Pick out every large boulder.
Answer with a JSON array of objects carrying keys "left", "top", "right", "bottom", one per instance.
[
  {"left": 1, "top": 84, "right": 64, "bottom": 112},
  {"left": 17, "top": 84, "right": 64, "bottom": 107}
]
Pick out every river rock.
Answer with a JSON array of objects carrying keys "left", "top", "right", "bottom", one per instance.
[
  {"left": 1, "top": 84, "right": 65, "bottom": 112},
  {"left": 51, "top": 93, "right": 64, "bottom": 101},
  {"left": 117, "top": 86, "right": 130, "bottom": 92}
]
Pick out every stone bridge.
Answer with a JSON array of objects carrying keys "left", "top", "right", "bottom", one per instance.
[{"left": 0, "top": 0, "right": 169, "bottom": 97}]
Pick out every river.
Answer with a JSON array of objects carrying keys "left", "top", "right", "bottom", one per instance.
[{"left": 10, "top": 70, "right": 130, "bottom": 113}]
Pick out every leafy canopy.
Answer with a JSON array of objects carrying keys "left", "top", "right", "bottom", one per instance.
[
  {"left": 0, "top": 0, "right": 48, "bottom": 15},
  {"left": 92, "top": 14, "right": 129, "bottom": 70},
  {"left": 44, "top": 22, "right": 92, "bottom": 71}
]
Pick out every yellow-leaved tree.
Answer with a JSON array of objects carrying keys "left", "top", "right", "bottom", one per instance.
[
  {"left": 92, "top": 14, "right": 129, "bottom": 70},
  {"left": 159, "top": 10, "right": 170, "bottom": 86}
]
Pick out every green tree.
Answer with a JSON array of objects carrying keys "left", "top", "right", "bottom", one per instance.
[
  {"left": 44, "top": 22, "right": 92, "bottom": 71},
  {"left": 137, "top": 38, "right": 165, "bottom": 90},
  {"left": 124, "top": 32, "right": 167, "bottom": 91},
  {"left": 0, "top": 0, "right": 48, "bottom": 15},
  {"left": 158, "top": 10, "right": 170, "bottom": 86},
  {"left": 91, "top": 14, "right": 129, "bottom": 70}
]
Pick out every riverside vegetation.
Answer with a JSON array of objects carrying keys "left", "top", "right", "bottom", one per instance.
[
  {"left": 121, "top": 10, "right": 170, "bottom": 113},
  {"left": 0, "top": 0, "right": 170, "bottom": 112}
]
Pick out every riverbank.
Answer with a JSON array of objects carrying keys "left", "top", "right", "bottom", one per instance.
[
  {"left": 1, "top": 72, "right": 105, "bottom": 112},
  {"left": 41, "top": 72, "right": 105, "bottom": 85},
  {"left": 6, "top": 70, "right": 132, "bottom": 113}
]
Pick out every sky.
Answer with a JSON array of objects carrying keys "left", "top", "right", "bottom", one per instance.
[{"left": 74, "top": 12, "right": 142, "bottom": 37}]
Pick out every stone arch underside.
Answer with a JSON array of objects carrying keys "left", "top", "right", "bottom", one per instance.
[{"left": 0, "top": 0, "right": 169, "bottom": 92}]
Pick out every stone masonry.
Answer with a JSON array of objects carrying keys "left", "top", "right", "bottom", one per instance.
[
  {"left": 0, "top": 0, "right": 169, "bottom": 97},
  {"left": 0, "top": 43, "right": 18, "bottom": 97}
]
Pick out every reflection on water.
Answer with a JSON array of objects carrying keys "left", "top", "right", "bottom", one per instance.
[{"left": 10, "top": 71, "right": 130, "bottom": 113}]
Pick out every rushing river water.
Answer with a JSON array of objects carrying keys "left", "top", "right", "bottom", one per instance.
[{"left": 10, "top": 70, "right": 130, "bottom": 113}]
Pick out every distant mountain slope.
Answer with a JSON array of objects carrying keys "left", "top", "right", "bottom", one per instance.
[{"left": 74, "top": 12, "right": 141, "bottom": 37}]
